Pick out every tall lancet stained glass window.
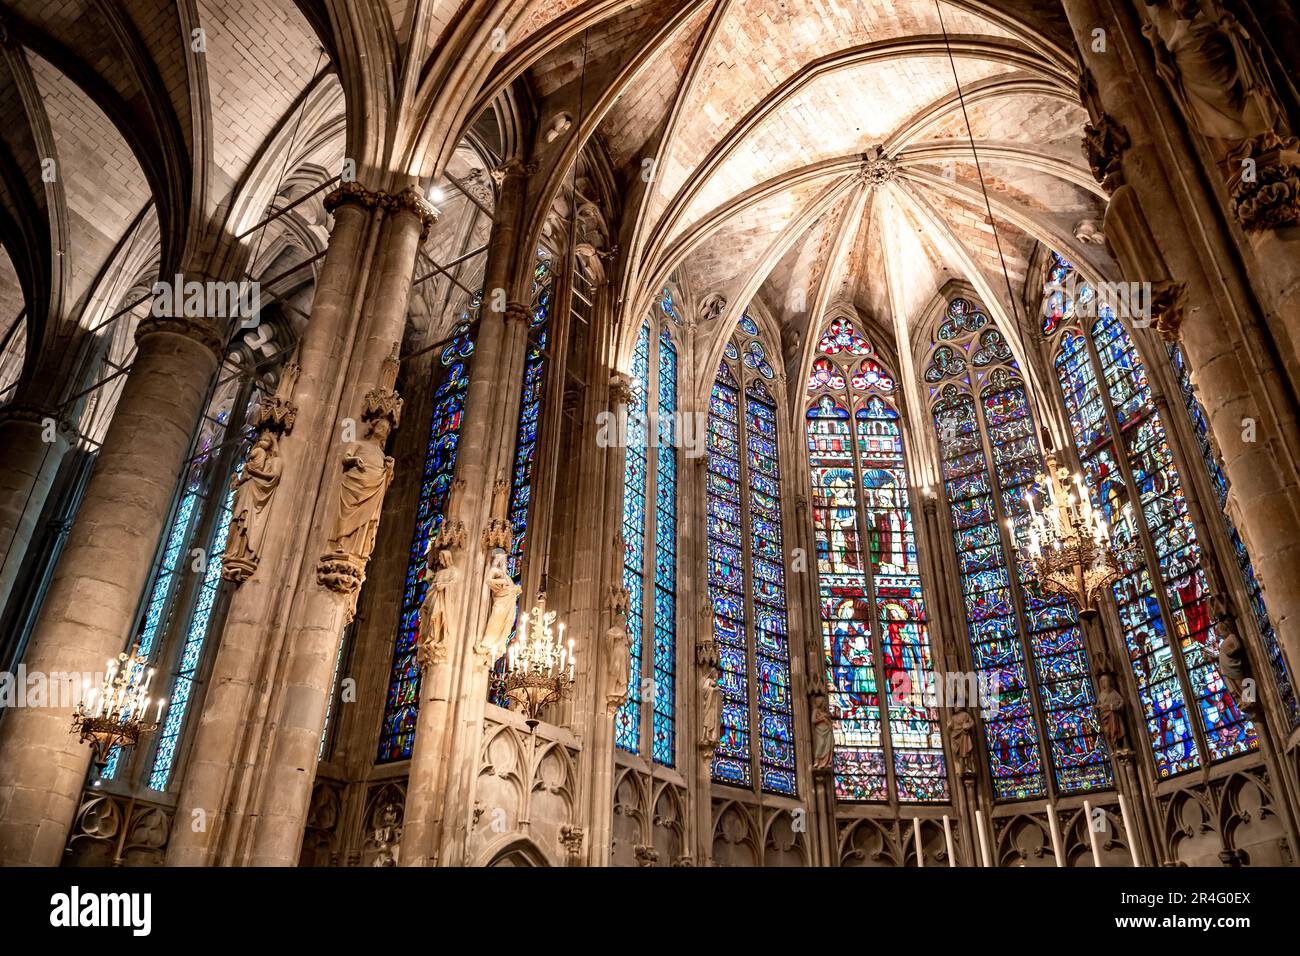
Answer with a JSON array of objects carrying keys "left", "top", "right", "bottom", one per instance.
[
  {"left": 1167, "top": 343, "right": 1299, "bottom": 729},
  {"left": 377, "top": 293, "right": 478, "bottom": 762},
  {"left": 925, "top": 296, "right": 1112, "bottom": 800},
  {"left": 1045, "top": 257, "right": 1257, "bottom": 776},
  {"left": 806, "top": 317, "right": 945, "bottom": 802},
  {"left": 616, "top": 312, "right": 679, "bottom": 764},
  {"left": 489, "top": 248, "right": 557, "bottom": 706},
  {"left": 707, "top": 314, "right": 795, "bottom": 794}
]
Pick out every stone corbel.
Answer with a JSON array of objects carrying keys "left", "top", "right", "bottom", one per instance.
[
  {"left": 1081, "top": 114, "right": 1130, "bottom": 194},
  {"left": 1228, "top": 133, "right": 1300, "bottom": 231},
  {"left": 1148, "top": 279, "right": 1189, "bottom": 341},
  {"left": 559, "top": 824, "right": 585, "bottom": 866}
]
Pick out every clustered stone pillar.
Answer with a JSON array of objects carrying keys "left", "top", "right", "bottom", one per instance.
[
  {"left": 401, "top": 159, "right": 529, "bottom": 867},
  {"left": 166, "top": 187, "right": 377, "bottom": 866},
  {"left": 0, "top": 313, "right": 222, "bottom": 867},
  {"left": 1064, "top": 0, "right": 1300, "bottom": 678},
  {"left": 247, "top": 186, "right": 435, "bottom": 867}
]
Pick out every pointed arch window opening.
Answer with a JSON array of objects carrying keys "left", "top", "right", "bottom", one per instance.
[
  {"left": 926, "top": 296, "right": 1113, "bottom": 801},
  {"left": 376, "top": 291, "right": 480, "bottom": 763},
  {"left": 1045, "top": 262, "right": 1258, "bottom": 777},
  {"left": 708, "top": 313, "right": 796, "bottom": 795},
  {"left": 615, "top": 314, "right": 679, "bottom": 765},
  {"left": 805, "top": 315, "right": 946, "bottom": 803},
  {"left": 103, "top": 383, "right": 258, "bottom": 785}
]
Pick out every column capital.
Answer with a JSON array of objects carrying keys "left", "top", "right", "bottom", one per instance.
[
  {"left": 323, "top": 180, "right": 385, "bottom": 215},
  {"left": 385, "top": 185, "right": 440, "bottom": 242},
  {"left": 504, "top": 301, "right": 532, "bottom": 326},
  {"left": 0, "top": 401, "right": 74, "bottom": 436},
  {"left": 489, "top": 159, "right": 538, "bottom": 185},
  {"left": 134, "top": 314, "right": 224, "bottom": 358}
]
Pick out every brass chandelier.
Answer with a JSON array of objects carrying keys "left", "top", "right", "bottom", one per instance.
[
  {"left": 71, "top": 644, "right": 164, "bottom": 771},
  {"left": 504, "top": 594, "right": 575, "bottom": 730},
  {"left": 1016, "top": 451, "right": 1131, "bottom": 617}
]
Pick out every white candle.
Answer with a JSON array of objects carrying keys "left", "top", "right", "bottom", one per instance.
[
  {"left": 155, "top": 697, "right": 166, "bottom": 724},
  {"left": 1117, "top": 793, "right": 1140, "bottom": 867},
  {"left": 1045, "top": 802, "right": 1065, "bottom": 867},
  {"left": 1083, "top": 800, "right": 1104, "bottom": 867},
  {"left": 975, "top": 809, "right": 993, "bottom": 867},
  {"left": 912, "top": 817, "right": 924, "bottom": 867},
  {"left": 942, "top": 814, "right": 956, "bottom": 867}
]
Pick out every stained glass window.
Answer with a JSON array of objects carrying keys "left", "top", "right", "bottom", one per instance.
[
  {"left": 377, "top": 295, "right": 478, "bottom": 763},
  {"left": 1167, "top": 344, "right": 1299, "bottom": 729},
  {"left": 806, "top": 316, "right": 944, "bottom": 802},
  {"left": 708, "top": 313, "right": 795, "bottom": 794},
  {"left": 149, "top": 481, "right": 237, "bottom": 790},
  {"left": 652, "top": 330, "right": 678, "bottom": 765},
  {"left": 1048, "top": 267, "right": 1257, "bottom": 777},
  {"left": 616, "top": 316, "right": 678, "bottom": 764},
  {"left": 616, "top": 324, "right": 650, "bottom": 752},
  {"left": 488, "top": 249, "right": 556, "bottom": 706},
  {"left": 926, "top": 296, "right": 1111, "bottom": 800},
  {"left": 104, "top": 405, "right": 239, "bottom": 783}
]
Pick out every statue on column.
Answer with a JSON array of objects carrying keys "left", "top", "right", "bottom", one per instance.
[
  {"left": 947, "top": 708, "right": 977, "bottom": 774},
  {"left": 810, "top": 689, "right": 834, "bottom": 773},
  {"left": 699, "top": 665, "right": 722, "bottom": 756},
  {"left": 605, "top": 586, "right": 632, "bottom": 715},
  {"left": 223, "top": 358, "right": 298, "bottom": 583},
  {"left": 1212, "top": 592, "right": 1260, "bottom": 716},
  {"left": 1143, "top": 0, "right": 1300, "bottom": 230},
  {"left": 318, "top": 344, "right": 402, "bottom": 608},
  {"left": 417, "top": 546, "right": 460, "bottom": 670},
  {"left": 222, "top": 431, "right": 283, "bottom": 582},
  {"left": 1097, "top": 671, "right": 1130, "bottom": 751},
  {"left": 327, "top": 417, "right": 395, "bottom": 558},
  {"left": 605, "top": 623, "right": 632, "bottom": 715},
  {"left": 478, "top": 550, "right": 520, "bottom": 664}
]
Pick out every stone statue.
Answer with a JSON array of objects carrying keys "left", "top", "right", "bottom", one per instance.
[
  {"left": 699, "top": 669, "right": 722, "bottom": 751},
  {"left": 1097, "top": 672, "right": 1128, "bottom": 749},
  {"left": 327, "top": 417, "right": 395, "bottom": 559},
  {"left": 222, "top": 431, "right": 282, "bottom": 582},
  {"left": 478, "top": 550, "right": 521, "bottom": 663},
  {"left": 1217, "top": 622, "right": 1259, "bottom": 715},
  {"left": 947, "top": 708, "right": 976, "bottom": 772},
  {"left": 605, "top": 623, "right": 632, "bottom": 715},
  {"left": 810, "top": 690, "right": 834, "bottom": 773},
  {"left": 417, "top": 547, "right": 459, "bottom": 669}
]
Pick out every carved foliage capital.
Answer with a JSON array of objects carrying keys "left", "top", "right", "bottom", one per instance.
[
  {"left": 134, "top": 314, "right": 223, "bottom": 358},
  {"left": 1228, "top": 135, "right": 1300, "bottom": 232}
]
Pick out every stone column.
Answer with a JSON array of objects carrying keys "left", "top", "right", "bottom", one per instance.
[
  {"left": 246, "top": 188, "right": 435, "bottom": 867},
  {"left": 1064, "top": 0, "right": 1300, "bottom": 675},
  {"left": 166, "top": 189, "right": 376, "bottom": 866},
  {"left": 400, "top": 162, "right": 529, "bottom": 867},
  {"left": 0, "top": 314, "right": 221, "bottom": 866},
  {"left": 0, "top": 404, "right": 73, "bottom": 622}
]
